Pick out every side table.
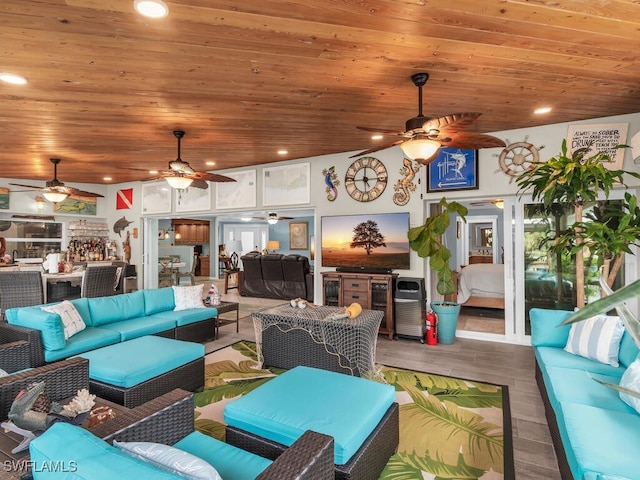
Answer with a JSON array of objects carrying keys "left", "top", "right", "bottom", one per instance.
[{"left": 212, "top": 301, "right": 239, "bottom": 339}]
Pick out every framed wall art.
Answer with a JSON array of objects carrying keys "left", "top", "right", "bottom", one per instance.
[
  {"left": 426, "top": 148, "right": 479, "bottom": 192},
  {"left": 289, "top": 221, "right": 309, "bottom": 250},
  {"left": 263, "top": 163, "right": 310, "bottom": 206},
  {"left": 216, "top": 169, "right": 256, "bottom": 210},
  {"left": 141, "top": 182, "right": 172, "bottom": 214},
  {"left": 176, "top": 185, "right": 211, "bottom": 212},
  {"left": 566, "top": 122, "right": 628, "bottom": 169}
]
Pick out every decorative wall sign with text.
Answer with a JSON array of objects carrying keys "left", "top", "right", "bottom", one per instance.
[
  {"left": 427, "top": 148, "right": 478, "bottom": 192},
  {"left": 566, "top": 122, "right": 628, "bottom": 169}
]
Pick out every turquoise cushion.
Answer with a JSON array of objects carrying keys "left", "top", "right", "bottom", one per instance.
[
  {"left": 87, "top": 291, "right": 145, "bottom": 326},
  {"left": 535, "top": 346, "right": 627, "bottom": 377},
  {"left": 618, "top": 332, "right": 639, "bottom": 368},
  {"left": 174, "top": 431, "right": 272, "bottom": 480},
  {"left": 99, "top": 316, "right": 176, "bottom": 341},
  {"left": 559, "top": 402, "right": 640, "bottom": 480},
  {"left": 143, "top": 288, "right": 176, "bottom": 315},
  {"left": 69, "top": 297, "right": 92, "bottom": 326},
  {"left": 544, "top": 365, "right": 634, "bottom": 413},
  {"left": 6, "top": 307, "right": 66, "bottom": 351},
  {"left": 152, "top": 308, "right": 216, "bottom": 327},
  {"left": 223, "top": 365, "right": 396, "bottom": 465},
  {"left": 74, "top": 336, "right": 204, "bottom": 388},
  {"left": 530, "top": 308, "right": 572, "bottom": 347},
  {"left": 29, "top": 423, "right": 180, "bottom": 479},
  {"left": 43, "top": 327, "right": 120, "bottom": 363}
]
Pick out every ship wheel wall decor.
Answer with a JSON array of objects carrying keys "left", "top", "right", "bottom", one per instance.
[{"left": 495, "top": 138, "right": 544, "bottom": 183}]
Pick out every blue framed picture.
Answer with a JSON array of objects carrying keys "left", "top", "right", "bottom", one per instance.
[{"left": 426, "top": 148, "right": 479, "bottom": 192}]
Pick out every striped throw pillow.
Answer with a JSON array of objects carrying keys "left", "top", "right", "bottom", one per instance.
[{"left": 564, "top": 314, "right": 625, "bottom": 367}]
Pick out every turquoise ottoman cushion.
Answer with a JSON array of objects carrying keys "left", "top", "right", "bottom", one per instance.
[
  {"left": 87, "top": 291, "right": 146, "bottom": 326},
  {"left": 29, "top": 423, "right": 179, "bottom": 479},
  {"left": 151, "top": 308, "right": 215, "bottom": 327},
  {"left": 174, "top": 431, "right": 272, "bottom": 480},
  {"left": 44, "top": 327, "right": 120, "bottom": 363},
  {"left": 224, "top": 365, "right": 396, "bottom": 465},
  {"left": 559, "top": 401, "right": 640, "bottom": 480},
  {"left": 74, "top": 336, "right": 204, "bottom": 388},
  {"left": 100, "top": 316, "right": 176, "bottom": 341},
  {"left": 143, "top": 287, "right": 175, "bottom": 315}
]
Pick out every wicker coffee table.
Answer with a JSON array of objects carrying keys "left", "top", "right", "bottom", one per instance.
[{"left": 210, "top": 301, "right": 239, "bottom": 339}]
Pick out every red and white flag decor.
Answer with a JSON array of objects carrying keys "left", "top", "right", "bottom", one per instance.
[{"left": 116, "top": 188, "right": 133, "bottom": 210}]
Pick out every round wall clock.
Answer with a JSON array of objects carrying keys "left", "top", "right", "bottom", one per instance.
[{"left": 344, "top": 157, "right": 388, "bottom": 202}]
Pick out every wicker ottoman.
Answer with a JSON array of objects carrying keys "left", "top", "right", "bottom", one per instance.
[
  {"left": 75, "top": 336, "right": 204, "bottom": 408},
  {"left": 224, "top": 366, "right": 399, "bottom": 480}
]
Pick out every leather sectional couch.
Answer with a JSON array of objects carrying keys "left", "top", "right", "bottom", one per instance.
[{"left": 240, "top": 252, "right": 313, "bottom": 301}]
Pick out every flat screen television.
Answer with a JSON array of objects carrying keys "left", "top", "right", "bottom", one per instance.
[{"left": 321, "top": 212, "right": 410, "bottom": 270}]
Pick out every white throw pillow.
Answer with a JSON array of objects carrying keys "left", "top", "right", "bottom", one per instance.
[
  {"left": 619, "top": 358, "right": 640, "bottom": 414},
  {"left": 173, "top": 284, "right": 206, "bottom": 311},
  {"left": 42, "top": 300, "right": 86, "bottom": 340},
  {"left": 564, "top": 314, "right": 625, "bottom": 367},
  {"left": 113, "top": 441, "right": 221, "bottom": 480}
]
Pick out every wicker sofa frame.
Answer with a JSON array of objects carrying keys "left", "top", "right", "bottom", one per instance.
[
  {"left": 87, "top": 357, "right": 204, "bottom": 409},
  {"left": 535, "top": 361, "right": 572, "bottom": 479},
  {"left": 226, "top": 401, "right": 399, "bottom": 480},
  {"left": 92, "top": 388, "right": 336, "bottom": 480}
]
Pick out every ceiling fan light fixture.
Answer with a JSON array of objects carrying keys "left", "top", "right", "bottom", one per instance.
[
  {"left": 400, "top": 138, "right": 441, "bottom": 162},
  {"left": 494, "top": 200, "right": 505, "bottom": 209},
  {"left": 42, "top": 191, "right": 69, "bottom": 203},
  {"left": 165, "top": 175, "right": 193, "bottom": 190},
  {"left": 267, "top": 213, "right": 279, "bottom": 225}
]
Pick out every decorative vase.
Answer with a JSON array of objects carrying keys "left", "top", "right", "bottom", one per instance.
[{"left": 431, "top": 301, "right": 461, "bottom": 344}]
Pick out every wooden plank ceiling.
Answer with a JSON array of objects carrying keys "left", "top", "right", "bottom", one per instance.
[{"left": 0, "top": 0, "right": 639, "bottom": 185}]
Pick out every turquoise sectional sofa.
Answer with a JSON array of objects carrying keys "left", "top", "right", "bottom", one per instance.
[
  {"left": 1, "top": 287, "right": 217, "bottom": 366},
  {"left": 531, "top": 308, "right": 640, "bottom": 479}
]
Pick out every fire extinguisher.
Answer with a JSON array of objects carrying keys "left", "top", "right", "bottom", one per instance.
[{"left": 426, "top": 309, "right": 438, "bottom": 346}]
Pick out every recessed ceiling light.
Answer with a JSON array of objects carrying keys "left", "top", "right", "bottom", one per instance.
[
  {"left": 534, "top": 106, "right": 552, "bottom": 115},
  {"left": 241, "top": 217, "right": 252, "bottom": 222},
  {"left": 205, "top": 161, "right": 215, "bottom": 166},
  {"left": 371, "top": 134, "right": 383, "bottom": 140},
  {"left": 0, "top": 73, "right": 28, "bottom": 85},
  {"left": 277, "top": 150, "right": 288, "bottom": 155},
  {"left": 149, "top": 170, "right": 159, "bottom": 174},
  {"left": 134, "top": 0, "right": 168, "bottom": 18},
  {"left": 103, "top": 176, "right": 112, "bottom": 181}
]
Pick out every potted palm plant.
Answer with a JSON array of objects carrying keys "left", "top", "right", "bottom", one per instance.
[{"left": 408, "top": 197, "right": 467, "bottom": 344}]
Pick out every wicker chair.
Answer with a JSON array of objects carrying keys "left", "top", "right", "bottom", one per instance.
[
  {"left": 0, "top": 271, "right": 44, "bottom": 320},
  {"left": 81, "top": 265, "right": 119, "bottom": 298}
]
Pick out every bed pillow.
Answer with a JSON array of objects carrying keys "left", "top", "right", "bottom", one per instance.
[
  {"left": 42, "top": 300, "right": 86, "bottom": 340},
  {"left": 564, "top": 314, "right": 625, "bottom": 367},
  {"left": 619, "top": 358, "right": 640, "bottom": 414},
  {"left": 172, "top": 284, "right": 205, "bottom": 311},
  {"left": 113, "top": 441, "right": 221, "bottom": 480}
]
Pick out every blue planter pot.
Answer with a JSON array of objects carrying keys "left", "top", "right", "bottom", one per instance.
[{"left": 431, "top": 301, "right": 461, "bottom": 344}]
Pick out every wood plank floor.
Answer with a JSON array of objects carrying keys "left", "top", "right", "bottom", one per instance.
[{"left": 207, "top": 289, "right": 562, "bottom": 479}]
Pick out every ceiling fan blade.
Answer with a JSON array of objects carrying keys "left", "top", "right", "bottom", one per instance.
[
  {"left": 8, "top": 183, "right": 41, "bottom": 190},
  {"left": 66, "top": 188, "right": 104, "bottom": 198},
  {"left": 440, "top": 132, "right": 506, "bottom": 150},
  {"left": 188, "top": 172, "right": 236, "bottom": 183},
  {"left": 189, "top": 179, "right": 209, "bottom": 189},
  {"left": 349, "top": 140, "right": 405, "bottom": 158},
  {"left": 423, "top": 112, "right": 482, "bottom": 134},
  {"left": 356, "top": 126, "right": 405, "bottom": 135}
]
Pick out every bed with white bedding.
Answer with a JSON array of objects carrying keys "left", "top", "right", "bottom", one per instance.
[{"left": 451, "top": 263, "right": 505, "bottom": 309}]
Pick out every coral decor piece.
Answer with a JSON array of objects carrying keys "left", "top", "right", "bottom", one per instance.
[{"left": 62, "top": 388, "right": 96, "bottom": 415}]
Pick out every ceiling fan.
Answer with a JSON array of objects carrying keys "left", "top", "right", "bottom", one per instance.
[
  {"left": 9, "top": 158, "right": 104, "bottom": 203},
  {"left": 157, "top": 131, "right": 236, "bottom": 189},
  {"left": 247, "top": 212, "right": 295, "bottom": 224},
  {"left": 351, "top": 72, "right": 506, "bottom": 163},
  {"left": 470, "top": 198, "right": 505, "bottom": 209}
]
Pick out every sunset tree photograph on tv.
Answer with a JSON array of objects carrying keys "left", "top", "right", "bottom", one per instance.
[{"left": 321, "top": 213, "right": 410, "bottom": 270}]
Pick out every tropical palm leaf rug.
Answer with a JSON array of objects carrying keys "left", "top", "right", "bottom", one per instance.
[{"left": 195, "top": 341, "right": 515, "bottom": 480}]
